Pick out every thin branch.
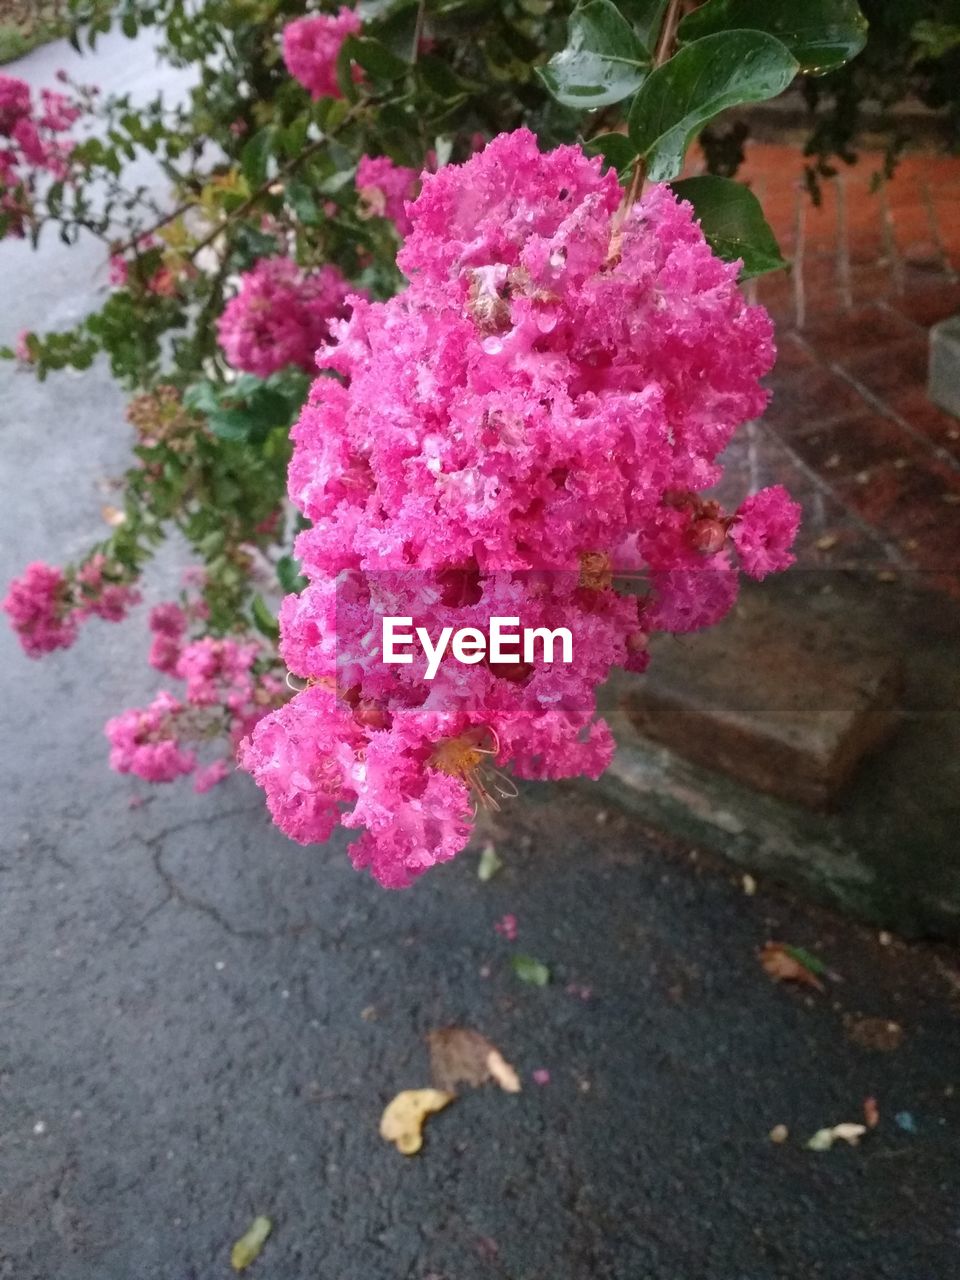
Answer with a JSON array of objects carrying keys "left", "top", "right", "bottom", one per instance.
[
  {"left": 411, "top": 0, "right": 427, "bottom": 65},
  {"left": 621, "top": 0, "right": 683, "bottom": 214}
]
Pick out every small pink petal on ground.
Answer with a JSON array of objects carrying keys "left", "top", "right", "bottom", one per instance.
[
  {"left": 532, "top": 1069, "right": 551, "bottom": 1086},
  {"left": 494, "top": 913, "right": 518, "bottom": 941}
]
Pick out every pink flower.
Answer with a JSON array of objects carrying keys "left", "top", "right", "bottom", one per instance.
[
  {"left": 194, "top": 759, "right": 231, "bottom": 793},
  {"left": 282, "top": 9, "right": 362, "bottom": 101},
  {"left": 217, "top": 257, "right": 358, "bottom": 377},
  {"left": 105, "top": 691, "right": 196, "bottom": 783},
  {"left": 73, "top": 554, "right": 140, "bottom": 622},
  {"left": 240, "top": 129, "right": 796, "bottom": 886},
  {"left": 2, "top": 561, "right": 77, "bottom": 657},
  {"left": 494, "top": 913, "right": 518, "bottom": 941},
  {"left": 730, "top": 486, "right": 802, "bottom": 579},
  {"left": 355, "top": 154, "right": 418, "bottom": 236}
]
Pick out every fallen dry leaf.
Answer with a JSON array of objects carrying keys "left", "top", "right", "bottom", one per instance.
[
  {"left": 806, "top": 1122, "right": 867, "bottom": 1151},
  {"left": 864, "top": 1096, "right": 879, "bottom": 1129},
  {"left": 759, "top": 942, "right": 825, "bottom": 993},
  {"left": 380, "top": 1088, "right": 453, "bottom": 1155},
  {"left": 769, "top": 1124, "right": 789, "bottom": 1144},
  {"left": 843, "top": 1015, "right": 904, "bottom": 1052},
  {"left": 428, "top": 1027, "right": 521, "bottom": 1094},
  {"left": 230, "top": 1216, "right": 272, "bottom": 1272}
]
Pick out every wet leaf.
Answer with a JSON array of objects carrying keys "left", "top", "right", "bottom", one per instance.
[
  {"left": 428, "top": 1028, "right": 521, "bottom": 1094},
  {"left": 380, "top": 1088, "right": 453, "bottom": 1155},
  {"left": 806, "top": 1122, "right": 866, "bottom": 1151},
  {"left": 769, "top": 1123, "right": 789, "bottom": 1143},
  {"left": 843, "top": 1015, "right": 903, "bottom": 1052},
  {"left": 230, "top": 1216, "right": 272, "bottom": 1271},
  {"left": 512, "top": 954, "right": 550, "bottom": 987},
  {"left": 864, "top": 1096, "right": 879, "bottom": 1129},
  {"left": 477, "top": 842, "right": 503, "bottom": 882},
  {"left": 759, "top": 941, "right": 826, "bottom": 992}
]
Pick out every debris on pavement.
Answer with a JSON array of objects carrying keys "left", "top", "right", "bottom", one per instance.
[
  {"left": 769, "top": 1124, "right": 789, "bottom": 1143},
  {"left": 805, "top": 1123, "right": 867, "bottom": 1151},
  {"left": 895, "top": 1110, "right": 917, "bottom": 1133},
  {"left": 230, "top": 1216, "right": 272, "bottom": 1272},
  {"left": 742, "top": 874, "right": 757, "bottom": 896},
  {"left": 512, "top": 954, "right": 550, "bottom": 986},
  {"left": 494, "top": 913, "right": 518, "bottom": 941},
  {"left": 428, "top": 1028, "right": 521, "bottom": 1094},
  {"left": 759, "top": 941, "right": 827, "bottom": 993},
  {"left": 844, "top": 1015, "right": 904, "bottom": 1051},
  {"left": 532, "top": 1068, "right": 551, "bottom": 1086},
  {"left": 380, "top": 1089, "right": 454, "bottom": 1156},
  {"left": 864, "top": 1096, "right": 879, "bottom": 1129},
  {"left": 477, "top": 842, "right": 504, "bottom": 881}
]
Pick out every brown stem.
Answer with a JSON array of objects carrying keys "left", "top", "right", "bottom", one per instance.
[
  {"left": 188, "top": 105, "right": 364, "bottom": 260},
  {"left": 411, "top": 0, "right": 426, "bottom": 65},
  {"left": 621, "top": 0, "right": 683, "bottom": 214}
]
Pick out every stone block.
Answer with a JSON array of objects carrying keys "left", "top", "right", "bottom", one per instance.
[
  {"left": 929, "top": 314, "right": 960, "bottom": 418},
  {"left": 621, "top": 593, "right": 902, "bottom": 809}
]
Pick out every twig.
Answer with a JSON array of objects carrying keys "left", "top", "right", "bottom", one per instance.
[
  {"left": 411, "top": 0, "right": 427, "bottom": 65},
  {"left": 621, "top": 0, "right": 683, "bottom": 214}
]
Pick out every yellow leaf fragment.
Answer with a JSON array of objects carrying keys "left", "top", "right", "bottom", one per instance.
[
  {"left": 806, "top": 1123, "right": 867, "bottom": 1151},
  {"left": 380, "top": 1088, "right": 453, "bottom": 1155},
  {"left": 486, "top": 1049, "right": 522, "bottom": 1094},
  {"left": 230, "top": 1216, "right": 272, "bottom": 1272}
]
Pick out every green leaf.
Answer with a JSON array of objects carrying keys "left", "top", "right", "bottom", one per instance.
[
  {"left": 678, "top": 0, "right": 868, "bottom": 76},
  {"left": 512, "top": 954, "right": 550, "bottom": 987},
  {"left": 276, "top": 554, "right": 307, "bottom": 595},
  {"left": 230, "top": 1216, "right": 272, "bottom": 1272},
  {"left": 539, "top": 0, "right": 651, "bottom": 110},
  {"left": 670, "top": 175, "right": 787, "bottom": 278},
  {"left": 618, "top": 0, "right": 668, "bottom": 49},
  {"left": 251, "top": 595, "right": 280, "bottom": 642},
  {"left": 584, "top": 131, "right": 638, "bottom": 176},
  {"left": 477, "top": 842, "right": 503, "bottom": 882},
  {"left": 241, "top": 127, "right": 277, "bottom": 189},
  {"left": 628, "top": 31, "right": 798, "bottom": 182},
  {"left": 343, "top": 35, "right": 409, "bottom": 81},
  {"left": 781, "top": 943, "right": 827, "bottom": 976}
]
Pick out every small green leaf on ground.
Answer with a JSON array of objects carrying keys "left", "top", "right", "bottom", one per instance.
[
  {"left": 477, "top": 842, "right": 504, "bottom": 882},
  {"left": 670, "top": 175, "right": 788, "bottom": 278},
  {"left": 231, "top": 1216, "right": 272, "bottom": 1271},
  {"left": 512, "top": 954, "right": 550, "bottom": 987}
]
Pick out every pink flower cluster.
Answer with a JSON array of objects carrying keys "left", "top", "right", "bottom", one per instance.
[
  {"left": 108, "top": 234, "right": 180, "bottom": 297},
  {"left": 282, "top": 8, "right": 362, "bottom": 101},
  {"left": 105, "top": 602, "right": 285, "bottom": 790},
  {"left": 240, "top": 129, "right": 800, "bottom": 889},
  {"left": 0, "top": 74, "right": 80, "bottom": 236},
  {"left": 355, "top": 154, "right": 418, "bottom": 237},
  {"left": 216, "top": 256, "right": 357, "bottom": 377},
  {"left": 3, "top": 556, "right": 139, "bottom": 658}
]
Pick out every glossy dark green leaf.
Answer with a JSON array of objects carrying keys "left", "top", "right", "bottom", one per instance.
[
  {"left": 618, "top": 0, "right": 668, "bottom": 49},
  {"left": 678, "top": 0, "right": 868, "bottom": 75},
  {"left": 670, "top": 175, "right": 788, "bottom": 278},
  {"left": 584, "top": 131, "right": 638, "bottom": 176},
  {"left": 628, "top": 31, "right": 798, "bottom": 181},
  {"left": 539, "top": 0, "right": 651, "bottom": 109},
  {"left": 344, "top": 35, "right": 409, "bottom": 81},
  {"left": 276, "top": 555, "right": 307, "bottom": 595}
]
